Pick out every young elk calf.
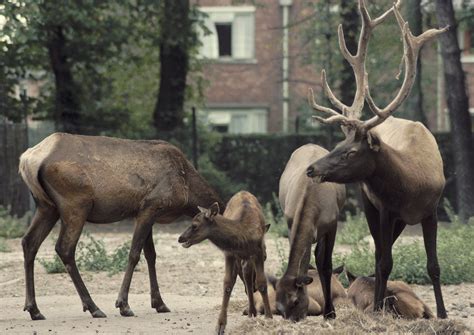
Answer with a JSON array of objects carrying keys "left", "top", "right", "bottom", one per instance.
[
  {"left": 178, "top": 191, "right": 272, "bottom": 334},
  {"left": 252, "top": 267, "right": 347, "bottom": 316},
  {"left": 346, "top": 271, "right": 433, "bottom": 319}
]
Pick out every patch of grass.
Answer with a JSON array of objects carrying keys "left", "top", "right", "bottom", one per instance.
[
  {"left": 0, "top": 237, "right": 9, "bottom": 252},
  {"left": 334, "top": 211, "right": 474, "bottom": 285},
  {"left": 336, "top": 210, "right": 370, "bottom": 245},
  {"left": 275, "top": 238, "right": 288, "bottom": 277},
  {"left": 39, "top": 233, "right": 133, "bottom": 275},
  {"left": 264, "top": 193, "right": 288, "bottom": 238},
  {"left": 0, "top": 206, "right": 31, "bottom": 239}
]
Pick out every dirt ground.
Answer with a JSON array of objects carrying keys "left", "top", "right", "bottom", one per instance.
[{"left": 1, "top": 220, "right": 473, "bottom": 334}]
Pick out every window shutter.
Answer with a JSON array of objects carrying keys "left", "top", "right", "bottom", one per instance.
[
  {"left": 232, "top": 13, "right": 255, "bottom": 59},
  {"left": 199, "top": 17, "right": 218, "bottom": 58}
]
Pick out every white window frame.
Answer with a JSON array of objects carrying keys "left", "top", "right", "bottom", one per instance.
[
  {"left": 197, "top": 6, "right": 256, "bottom": 63},
  {"left": 201, "top": 107, "right": 268, "bottom": 134}
]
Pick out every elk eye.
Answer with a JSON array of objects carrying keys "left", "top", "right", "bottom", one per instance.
[
  {"left": 191, "top": 225, "right": 197, "bottom": 231},
  {"left": 346, "top": 150, "right": 357, "bottom": 159}
]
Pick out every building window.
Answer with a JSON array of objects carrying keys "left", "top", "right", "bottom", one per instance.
[
  {"left": 459, "top": 28, "right": 474, "bottom": 62},
  {"left": 203, "top": 107, "right": 267, "bottom": 134},
  {"left": 198, "top": 6, "right": 255, "bottom": 60}
]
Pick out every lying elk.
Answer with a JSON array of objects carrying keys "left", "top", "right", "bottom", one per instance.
[
  {"left": 346, "top": 270, "right": 434, "bottom": 319},
  {"left": 19, "top": 133, "right": 223, "bottom": 320},
  {"left": 178, "top": 191, "right": 272, "bottom": 335},
  {"left": 251, "top": 266, "right": 347, "bottom": 316},
  {"left": 306, "top": 0, "right": 448, "bottom": 318},
  {"left": 276, "top": 144, "right": 346, "bottom": 321}
]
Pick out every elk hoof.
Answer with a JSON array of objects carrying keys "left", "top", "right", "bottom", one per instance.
[
  {"left": 242, "top": 308, "right": 248, "bottom": 316},
  {"left": 324, "top": 311, "right": 336, "bottom": 320},
  {"left": 30, "top": 312, "right": 46, "bottom": 321},
  {"left": 24, "top": 305, "right": 45, "bottom": 320},
  {"left": 120, "top": 306, "right": 135, "bottom": 317},
  {"left": 217, "top": 324, "right": 226, "bottom": 335},
  {"left": 155, "top": 304, "right": 171, "bottom": 313},
  {"left": 91, "top": 309, "right": 107, "bottom": 318}
]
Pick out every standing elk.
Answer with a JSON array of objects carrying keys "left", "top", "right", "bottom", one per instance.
[
  {"left": 19, "top": 133, "right": 224, "bottom": 320},
  {"left": 276, "top": 144, "right": 346, "bottom": 321},
  {"left": 305, "top": 0, "right": 448, "bottom": 318},
  {"left": 346, "top": 270, "right": 434, "bottom": 319},
  {"left": 178, "top": 191, "right": 272, "bottom": 335}
]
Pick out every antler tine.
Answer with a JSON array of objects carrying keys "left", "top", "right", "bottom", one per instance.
[
  {"left": 363, "top": 4, "right": 447, "bottom": 130},
  {"left": 321, "top": 69, "right": 349, "bottom": 114},
  {"left": 307, "top": 87, "right": 341, "bottom": 117},
  {"left": 338, "top": 24, "right": 356, "bottom": 65},
  {"left": 371, "top": 0, "right": 402, "bottom": 28}
]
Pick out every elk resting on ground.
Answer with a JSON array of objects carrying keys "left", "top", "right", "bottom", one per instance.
[
  {"left": 19, "top": 132, "right": 223, "bottom": 320},
  {"left": 306, "top": 0, "right": 448, "bottom": 318},
  {"left": 178, "top": 191, "right": 272, "bottom": 335},
  {"left": 346, "top": 270, "right": 434, "bottom": 319},
  {"left": 250, "top": 266, "right": 347, "bottom": 316},
  {"left": 276, "top": 144, "right": 346, "bottom": 321}
]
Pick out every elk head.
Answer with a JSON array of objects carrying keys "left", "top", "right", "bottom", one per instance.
[
  {"left": 275, "top": 274, "right": 313, "bottom": 321},
  {"left": 305, "top": 0, "right": 447, "bottom": 183},
  {"left": 178, "top": 202, "right": 220, "bottom": 248}
]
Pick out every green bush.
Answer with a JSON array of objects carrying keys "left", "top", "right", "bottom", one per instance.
[
  {"left": 275, "top": 238, "right": 288, "bottom": 277},
  {"left": 0, "top": 238, "right": 9, "bottom": 252},
  {"left": 336, "top": 211, "right": 370, "bottom": 245},
  {"left": 0, "top": 206, "right": 31, "bottom": 239},
  {"left": 39, "top": 233, "right": 133, "bottom": 275},
  {"left": 334, "top": 222, "right": 474, "bottom": 285},
  {"left": 265, "top": 193, "right": 288, "bottom": 238}
]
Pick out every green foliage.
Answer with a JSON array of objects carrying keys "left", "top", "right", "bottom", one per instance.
[
  {"left": 264, "top": 193, "right": 288, "bottom": 238},
  {"left": 335, "top": 222, "right": 474, "bottom": 285},
  {"left": 336, "top": 211, "right": 370, "bottom": 245},
  {"left": 0, "top": 206, "right": 30, "bottom": 239},
  {"left": 39, "top": 233, "right": 132, "bottom": 275},
  {"left": 275, "top": 238, "right": 288, "bottom": 277},
  {"left": 0, "top": 238, "right": 9, "bottom": 252}
]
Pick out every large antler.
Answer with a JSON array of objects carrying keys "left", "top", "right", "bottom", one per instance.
[{"left": 308, "top": 0, "right": 447, "bottom": 132}]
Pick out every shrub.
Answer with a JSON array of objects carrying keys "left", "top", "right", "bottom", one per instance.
[
  {"left": 336, "top": 211, "right": 370, "bottom": 245},
  {"left": 275, "top": 238, "right": 288, "bottom": 277},
  {"left": 0, "top": 206, "right": 31, "bottom": 239},
  {"left": 39, "top": 233, "right": 133, "bottom": 275},
  {"left": 0, "top": 238, "right": 9, "bottom": 252},
  {"left": 265, "top": 193, "right": 288, "bottom": 238}
]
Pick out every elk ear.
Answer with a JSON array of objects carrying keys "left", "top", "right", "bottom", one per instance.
[
  {"left": 197, "top": 206, "right": 207, "bottom": 213},
  {"left": 295, "top": 275, "right": 313, "bottom": 288},
  {"left": 333, "top": 265, "right": 344, "bottom": 275},
  {"left": 209, "top": 202, "right": 220, "bottom": 218},
  {"left": 345, "top": 270, "right": 357, "bottom": 285},
  {"left": 265, "top": 224, "right": 271, "bottom": 232},
  {"left": 367, "top": 131, "right": 380, "bottom": 152}
]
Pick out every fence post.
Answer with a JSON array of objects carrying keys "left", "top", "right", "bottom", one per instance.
[{"left": 192, "top": 107, "right": 198, "bottom": 170}]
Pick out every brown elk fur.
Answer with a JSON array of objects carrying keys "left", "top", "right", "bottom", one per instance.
[
  {"left": 19, "top": 133, "right": 223, "bottom": 320},
  {"left": 178, "top": 191, "right": 272, "bottom": 335},
  {"left": 253, "top": 268, "right": 348, "bottom": 316},
  {"left": 275, "top": 144, "right": 346, "bottom": 321},
  {"left": 306, "top": 0, "right": 448, "bottom": 318},
  {"left": 346, "top": 272, "right": 434, "bottom": 319}
]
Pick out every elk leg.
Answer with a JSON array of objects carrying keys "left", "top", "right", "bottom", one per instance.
[
  {"left": 116, "top": 213, "right": 154, "bottom": 317},
  {"left": 421, "top": 214, "right": 447, "bottom": 319},
  {"left": 22, "top": 205, "right": 59, "bottom": 320},
  {"left": 242, "top": 260, "right": 257, "bottom": 317},
  {"left": 255, "top": 255, "right": 272, "bottom": 319},
  {"left": 374, "top": 209, "right": 395, "bottom": 311},
  {"left": 143, "top": 231, "right": 170, "bottom": 313},
  {"left": 55, "top": 217, "right": 106, "bottom": 318},
  {"left": 315, "top": 226, "right": 336, "bottom": 319},
  {"left": 392, "top": 219, "right": 406, "bottom": 246},
  {"left": 217, "top": 255, "right": 237, "bottom": 335}
]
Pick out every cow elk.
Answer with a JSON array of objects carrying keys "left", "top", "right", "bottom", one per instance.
[
  {"left": 346, "top": 271, "right": 434, "bottom": 319},
  {"left": 178, "top": 191, "right": 272, "bottom": 335},
  {"left": 252, "top": 267, "right": 347, "bottom": 316},
  {"left": 276, "top": 144, "right": 346, "bottom": 321},
  {"left": 306, "top": 0, "right": 448, "bottom": 318},
  {"left": 19, "top": 133, "right": 223, "bottom": 320}
]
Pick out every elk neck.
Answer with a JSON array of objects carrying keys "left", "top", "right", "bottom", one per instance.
[
  {"left": 185, "top": 168, "right": 225, "bottom": 216},
  {"left": 208, "top": 216, "right": 255, "bottom": 252}
]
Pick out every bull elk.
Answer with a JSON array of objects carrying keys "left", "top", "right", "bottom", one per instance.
[
  {"left": 19, "top": 133, "right": 223, "bottom": 320},
  {"left": 276, "top": 144, "right": 346, "bottom": 321},
  {"left": 306, "top": 0, "right": 448, "bottom": 318},
  {"left": 178, "top": 191, "right": 272, "bottom": 335},
  {"left": 346, "top": 270, "right": 434, "bottom": 319}
]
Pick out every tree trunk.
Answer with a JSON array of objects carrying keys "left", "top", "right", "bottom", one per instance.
[
  {"left": 404, "top": 0, "right": 426, "bottom": 124},
  {"left": 46, "top": 25, "right": 82, "bottom": 134},
  {"left": 339, "top": 0, "right": 358, "bottom": 107},
  {"left": 435, "top": 0, "right": 474, "bottom": 221},
  {"left": 153, "top": 0, "right": 190, "bottom": 132}
]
